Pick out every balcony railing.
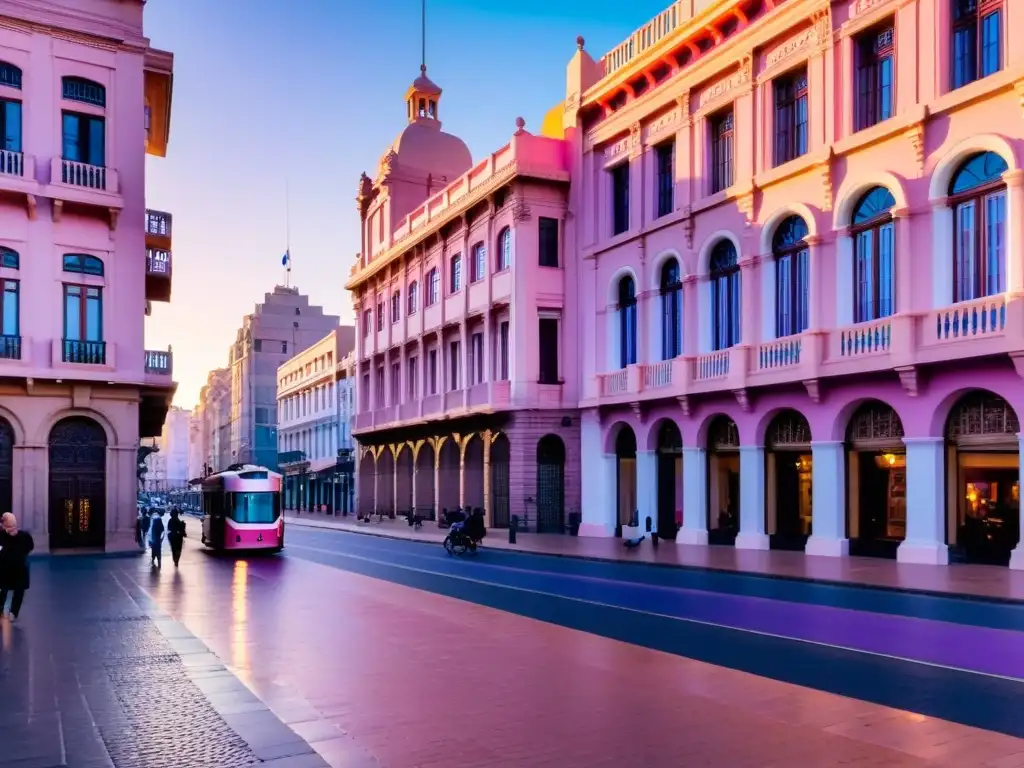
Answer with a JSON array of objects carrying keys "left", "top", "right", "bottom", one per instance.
[
  {"left": 0, "top": 334, "right": 20, "bottom": 360},
  {"left": 59, "top": 159, "right": 108, "bottom": 190},
  {"left": 0, "top": 150, "right": 23, "bottom": 177},
  {"left": 144, "top": 348, "right": 172, "bottom": 375},
  {"left": 63, "top": 339, "right": 106, "bottom": 365},
  {"left": 146, "top": 249, "right": 171, "bottom": 276},
  {"left": 145, "top": 210, "right": 172, "bottom": 237}
]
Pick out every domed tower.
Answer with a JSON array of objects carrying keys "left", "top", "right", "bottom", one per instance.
[{"left": 356, "top": 63, "right": 472, "bottom": 268}]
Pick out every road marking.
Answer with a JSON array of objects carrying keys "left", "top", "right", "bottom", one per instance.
[{"left": 288, "top": 541, "right": 1024, "bottom": 685}]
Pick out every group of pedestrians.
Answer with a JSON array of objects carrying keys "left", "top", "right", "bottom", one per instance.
[{"left": 136, "top": 507, "right": 187, "bottom": 569}]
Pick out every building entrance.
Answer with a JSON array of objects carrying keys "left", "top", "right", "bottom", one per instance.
[
  {"left": 765, "top": 410, "right": 812, "bottom": 551},
  {"left": 846, "top": 402, "right": 906, "bottom": 559},
  {"left": 707, "top": 416, "right": 739, "bottom": 546}
]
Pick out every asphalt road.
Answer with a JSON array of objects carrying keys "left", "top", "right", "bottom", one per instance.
[{"left": 283, "top": 525, "right": 1024, "bottom": 738}]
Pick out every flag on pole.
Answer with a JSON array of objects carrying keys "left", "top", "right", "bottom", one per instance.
[{"left": 281, "top": 250, "right": 291, "bottom": 271}]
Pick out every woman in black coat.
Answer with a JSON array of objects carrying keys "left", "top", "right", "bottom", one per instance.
[{"left": 0, "top": 512, "right": 34, "bottom": 621}]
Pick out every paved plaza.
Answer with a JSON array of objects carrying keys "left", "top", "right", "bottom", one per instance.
[{"left": 3, "top": 526, "right": 1023, "bottom": 767}]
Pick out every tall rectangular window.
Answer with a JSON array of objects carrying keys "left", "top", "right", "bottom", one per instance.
[
  {"left": 538, "top": 217, "right": 559, "bottom": 267},
  {"left": 538, "top": 317, "right": 559, "bottom": 385},
  {"left": 710, "top": 109, "right": 734, "bottom": 193},
  {"left": 656, "top": 142, "right": 674, "bottom": 218},
  {"left": 471, "top": 243, "right": 486, "bottom": 282},
  {"left": 428, "top": 349, "right": 438, "bottom": 395},
  {"left": 390, "top": 362, "right": 400, "bottom": 404},
  {"left": 774, "top": 69, "right": 809, "bottom": 166},
  {"left": 855, "top": 24, "right": 895, "bottom": 131},
  {"left": 408, "top": 356, "right": 418, "bottom": 399},
  {"left": 376, "top": 299, "right": 384, "bottom": 331},
  {"left": 63, "top": 284, "right": 102, "bottom": 341},
  {"left": 62, "top": 112, "right": 105, "bottom": 165},
  {"left": 390, "top": 292, "right": 400, "bottom": 323},
  {"left": 362, "top": 309, "right": 372, "bottom": 335},
  {"left": 361, "top": 374, "right": 370, "bottom": 410},
  {"left": 0, "top": 278, "right": 17, "bottom": 336},
  {"left": 448, "top": 340, "right": 461, "bottom": 390},
  {"left": 611, "top": 163, "right": 630, "bottom": 235},
  {"left": 0, "top": 100, "right": 21, "bottom": 154},
  {"left": 952, "top": 0, "right": 1003, "bottom": 89},
  {"left": 427, "top": 269, "right": 439, "bottom": 305},
  {"left": 375, "top": 367, "right": 385, "bottom": 405},
  {"left": 498, "top": 321, "right": 510, "bottom": 381},
  {"left": 471, "top": 332, "right": 483, "bottom": 385},
  {"left": 449, "top": 253, "right": 462, "bottom": 292}
]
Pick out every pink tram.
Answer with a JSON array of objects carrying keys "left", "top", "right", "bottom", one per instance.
[{"left": 200, "top": 464, "right": 284, "bottom": 552}]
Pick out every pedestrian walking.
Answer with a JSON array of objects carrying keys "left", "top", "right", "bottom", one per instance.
[
  {"left": 0, "top": 513, "right": 34, "bottom": 621},
  {"left": 135, "top": 508, "right": 147, "bottom": 549},
  {"left": 149, "top": 510, "right": 165, "bottom": 568},
  {"left": 167, "top": 508, "right": 186, "bottom": 568}
]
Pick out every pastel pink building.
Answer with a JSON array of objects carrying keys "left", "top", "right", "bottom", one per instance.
[
  {"left": 0, "top": 0, "right": 174, "bottom": 552},
  {"left": 346, "top": 68, "right": 580, "bottom": 532},
  {"left": 569, "top": 0, "right": 1024, "bottom": 568}
]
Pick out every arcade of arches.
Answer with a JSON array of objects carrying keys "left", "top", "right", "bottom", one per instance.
[
  {"left": 590, "top": 390, "right": 1024, "bottom": 568},
  {"left": 356, "top": 421, "right": 581, "bottom": 533}
]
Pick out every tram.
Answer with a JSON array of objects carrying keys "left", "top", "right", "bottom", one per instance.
[{"left": 200, "top": 464, "right": 284, "bottom": 552}]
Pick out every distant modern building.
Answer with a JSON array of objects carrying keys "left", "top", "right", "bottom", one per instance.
[
  {"left": 277, "top": 326, "right": 356, "bottom": 513},
  {"left": 187, "top": 411, "right": 203, "bottom": 482},
  {"left": 143, "top": 406, "right": 190, "bottom": 488},
  {"left": 346, "top": 64, "right": 579, "bottom": 530},
  {"left": 192, "top": 287, "right": 339, "bottom": 473},
  {"left": 0, "top": 0, "right": 175, "bottom": 551}
]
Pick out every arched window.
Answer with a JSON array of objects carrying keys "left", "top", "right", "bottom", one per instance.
[
  {"left": 471, "top": 242, "right": 486, "bottom": 282},
  {"left": 709, "top": 240, "right": 740, "bottom": 350},
  {"left": 407, "top": 281, "right": 418, "bottom": 314},
  {"left": 851, "top": 187, "right": 896, "bottom": 323},
  {"left": 0, "top": 248, "right": 18, "bottom": 270},
  {"left": 660, "top": 258, "right": 682, "bottom": 360},
  {"left": 497, "top": 227, "right": 511, "bottom": 271},
  {"left": 950, "top": 151, "right": 1008, "bottom": 302},
  {"left": 426, "top": 268, "right": 439, "bottom": 306},
  {"left": 0, "top": 62, "right": 21, "bottom": 89},
  {"left": 61, "top": 76, "right": 105, "bottom": 107},
  {"left": 449, "top": 253, "right": 462, "bottom": 293},
  {"left": 773, "top": 216, "right": 810, "bottom": 337},
  {"left": 62, "top": 253, "right": 104, "bottom": 276},
  {"left": 617, "top": 275, "right": 637, "bottom": 368}
]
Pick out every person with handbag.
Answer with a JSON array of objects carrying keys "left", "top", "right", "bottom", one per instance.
[{"left": 0, "top": 513, "right": 34, "bottom": 621}]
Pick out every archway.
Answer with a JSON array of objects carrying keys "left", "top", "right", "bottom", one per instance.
[
  {"left": 357, "top": 451, "right": 375, "bottom": 515},
  {"left": 376, "top": 449, "right": 395, "bottom": 516},
  {"left": 655, "top": 420, "right": 682, "bottom": 539},
  {"left": 945, "top": 391, "right": 1020, "bottom": 565},
  {"left": 395, "top": 446, "right": 414, "bottom": 516},
  {"left": 48, "top": 417, "right": 107, "bottom": 550},
  {"left": 615, "top": 425, "right": 637, "bottom": 536},
  {"left": 845, "top": 401, "right": 906, "bottom": 559},
  {"left": 707, "top": 416, "right": 740, "bottom": 545},
  {"left": 437, "top": 438, "right": 460, "bottom": 514},
  {"left": 536, "top": 434, "right": 566, "bottom": 534},
  {"left": 490, "top": 433, "right": 510, "bottom": 528},
  {"left": 414, "top": 443, "right": 436, "bottom": 520},
  {"left": 463, "top": 435, "right": 485, "bottom": 513},
  {"left": 765, "top": 410, "right": 812, "bottom": 551},
  {"left": 0, "top": 417, "right": 12, "bottom": 517}
]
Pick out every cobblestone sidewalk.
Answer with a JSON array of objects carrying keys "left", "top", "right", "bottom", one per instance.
[{"left": 0, "top": 555, "right": 327, "bottom": 768}]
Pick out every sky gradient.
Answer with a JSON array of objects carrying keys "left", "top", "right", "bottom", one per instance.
[{"left": 142, "top": 0, "right": 672, "bottom": 408}]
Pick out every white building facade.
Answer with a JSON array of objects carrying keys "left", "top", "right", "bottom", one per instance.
[{"left": 277, "top": 327, "right": 356, "bottom": 513}]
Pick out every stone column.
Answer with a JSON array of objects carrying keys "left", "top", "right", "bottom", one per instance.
[
  {"left": 482, "top": 433, "right": 493, "bottom": 528},
  {"left": 679, "top": 447, "right": 708, "bottom": 545},
  {"left": 740, "top": 257, "right": 758, "bottom": 345},
  {"left": 805, "top": 440, "right": 849, "bottom": 557},
  {"left": 897, "top": 437, "right": 948, "bottom": 565},
  {"left": 735, "top": 445, "right": 769, "bottom": 549},
  {"left": 636, "top": 450, "right": 658, "bottom": 534},
  {"left": 1004, "top": 169, "right": 1024, "bottom": 296},
  {"left": 579, "top": 454, "right": 617, "bottom": 537},
  {"left": 1011, "top": 434, "right": 1024, "bottom": 570}
]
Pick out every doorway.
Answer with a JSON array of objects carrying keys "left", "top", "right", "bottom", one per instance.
[
  {"left": 656, "top": 420, "right": 682, "bottom": 540},
  {"left": 707, "top": 416, "right": 740, "bottom": 546},
  {"left": 615, "top": 425, "right": 637, "bottom": 536},
  {"left": 48, "top": 417, "right": 107, "bottom": 550},
  {"left": 536, "top": 435, "right": 566, "bottom": 534},
  {"left": 765, "top": 410, "right": 812, "bottom": 551},
  {"left": 846, "top": 401, "right": 906, "bottom": 559},
  {"left": 946, "top": 391, "right": 1020, "bottom": 566}
]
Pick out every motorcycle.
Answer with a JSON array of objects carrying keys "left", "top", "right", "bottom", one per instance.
[{"left": 443, "top": 508, "right": 486, "bottom": 556}]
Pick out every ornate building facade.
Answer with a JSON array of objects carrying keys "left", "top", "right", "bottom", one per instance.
[
  {"left": 346, "top": 67, "right": 581, "bottom": 532},
  {"left": 570, "top": 0, "right": 1024, "bottom": 568},
  {"left": 0, "top": 0, "right": 174, "bottom": 551}
]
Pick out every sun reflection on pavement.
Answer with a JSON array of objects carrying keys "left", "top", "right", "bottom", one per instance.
[{"left": 231, "top": 559, "right": 250, "bottom": 680}]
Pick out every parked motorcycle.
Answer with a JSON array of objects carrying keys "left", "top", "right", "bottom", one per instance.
[{"left": 443, "top": 508, "right": 486, "bottom": 556}]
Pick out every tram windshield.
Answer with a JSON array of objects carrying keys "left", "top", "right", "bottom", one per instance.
[{"left": 227, "top": 492, "right": 280, "bottom": 524}]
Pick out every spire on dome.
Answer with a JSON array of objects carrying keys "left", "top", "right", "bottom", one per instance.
[{"left": 405, "top": 0, "right": 442, "bottom": 124}]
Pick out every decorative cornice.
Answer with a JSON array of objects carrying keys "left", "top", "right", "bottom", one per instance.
[{"left": 905, "top": 124, "right": 925, "bottom": 177}]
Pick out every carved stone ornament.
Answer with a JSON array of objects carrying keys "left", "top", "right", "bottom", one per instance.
[
  {"left": 629, "top": 401, "right": 645, "bottom": 422},
  {"left": 905, "top": 125, "right": 925, "bottom": 176},
  {"left": 676, "top": 91, "right": 691, "bottom": 127},
  {"left": 512, "top": 198, "right": 532, "bottom": 222},
  {"left": 682, "top": 207, "right": 694, "bottom": 249},
  {"left": 803, "top": 378, "right": 821, "bottom": 403},
  {"left": 733, "top": 388, "right": 751, "bottom": 412},
  {"left": 629, "top": 121, "right": 643, "bottom": 158},
  {"left": 896, "top": 365, "right": 919, "bottom": 397},
  {"left": 811, "top": 6, "right": 831, "bottom": 45},
  {"left": 380, "top": 149, "right": 398, "bottom": 176},
  {"left": 676, "top": 395, "right": 691, "bottom": 417},
  {"left": 739, "top": 53, "right": 753, "bottom": 84},
  {"left": 819, "top": 160, "right": 834, "bottom": 212},
  {"left": 736, "top": 192, "right": 755, "bottom": 227}
]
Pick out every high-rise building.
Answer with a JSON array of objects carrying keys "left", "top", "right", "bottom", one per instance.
[
  {"left": 0, "top": 0, "right": 174, "bottom": 551},
  {"left": 143, "top": 406, "right": 190, "bottom": 488}
]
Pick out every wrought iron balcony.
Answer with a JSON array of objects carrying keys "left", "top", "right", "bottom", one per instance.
[
  {"left": 0, "top": 334, "right": 20, "bottom": 360},
  {"left": 0, "top": 150, "right": 24, "bottom": 177},
  {"left": 62, "top": 339, "right": 106, "bottom": 365},
  {"left": 60, "top": 159, "right": 110, "bottom": 190},
  {"left": 144, "top": 348, "right": 172, "bottom": 375},
  {"left": 146, "top": 248, "right": 172, "bottom": 303},
  {"left": 145, "top": 209, "right": 172, "bottom": 240}
]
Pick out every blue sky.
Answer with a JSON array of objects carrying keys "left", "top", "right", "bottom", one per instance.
[{"left": 142, "top": 0, "right": 672, "bottom": 406}]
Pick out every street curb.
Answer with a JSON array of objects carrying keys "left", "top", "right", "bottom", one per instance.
[{"left": 285, "top": 516, "right": 1024, "bottom": 607}]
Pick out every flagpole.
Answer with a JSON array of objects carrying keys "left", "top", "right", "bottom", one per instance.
[{"left": 285, "top": 177, "right": 292, "bottom": 288}]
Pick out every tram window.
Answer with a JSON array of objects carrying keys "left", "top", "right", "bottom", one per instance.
[
  {"left": 202, "top": 492, "right": 225, "bottom": 517},
  {"left": 227, "top": 492, "right": 280, "bottom": 524}
]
